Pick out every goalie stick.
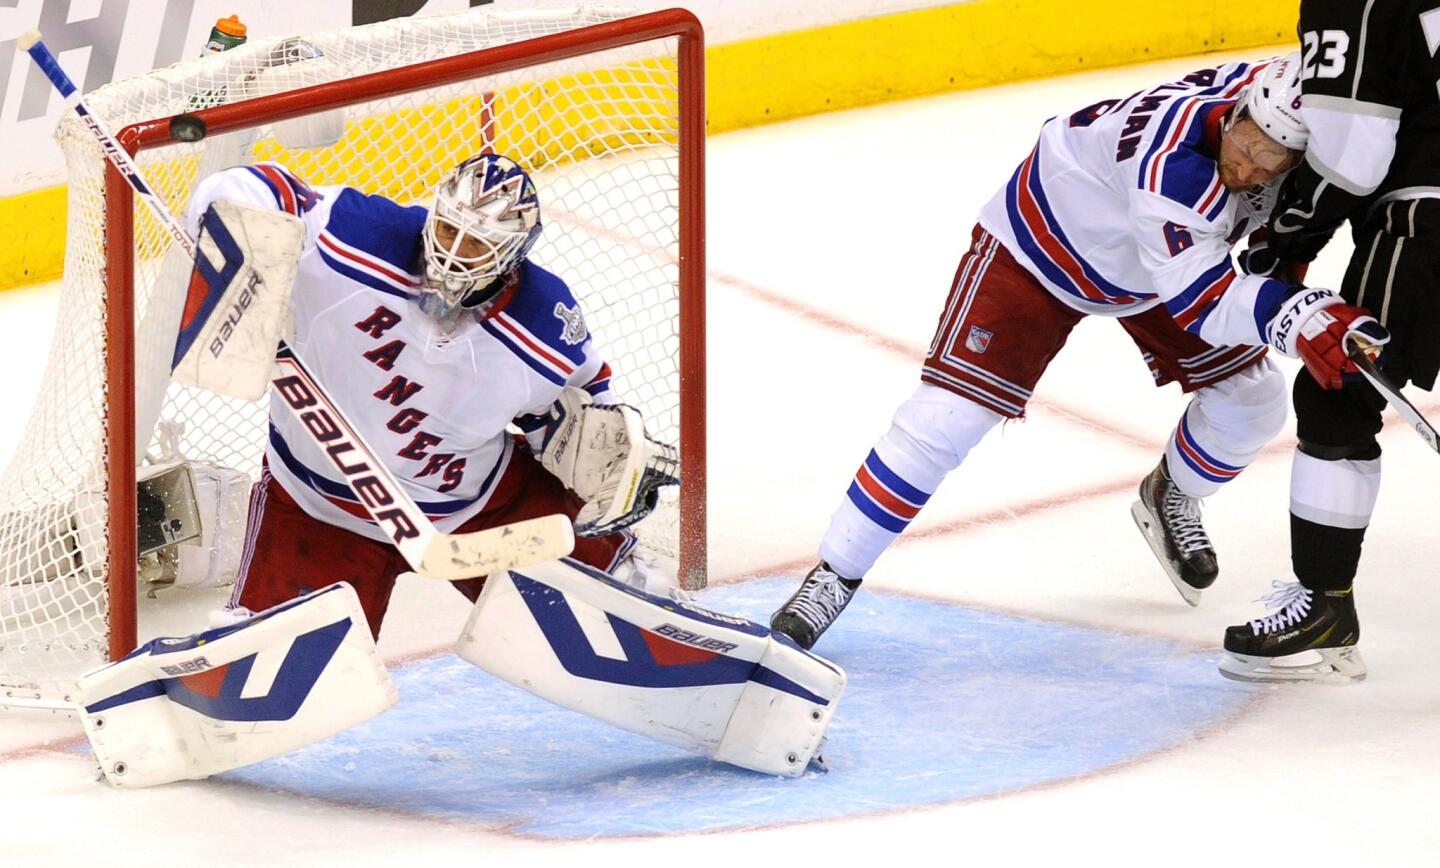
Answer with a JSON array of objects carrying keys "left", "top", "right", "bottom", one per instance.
[
  {"left": 20, "top": 29, "right": 574, "bottom": 580},
  {"left": 1346, "top": 338, "right": 1440, "bottom": 456}
]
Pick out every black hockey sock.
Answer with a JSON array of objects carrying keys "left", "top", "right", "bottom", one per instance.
[{"left": 1290, "top": 513, "right": 1365, "bottom": 592}]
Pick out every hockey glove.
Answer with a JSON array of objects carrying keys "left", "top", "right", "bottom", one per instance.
[
  {"left": 1237, "top": 239, "right": 1308, "bottom": 285},
  {"left": 536, "top": 387, "right": 679, "bottom": 537},
  {"left": 1266, "top": 169, "right": 1343, "bottom": 264},
  {"left": 1266, "top": 288, "right": 1391, "bottom": 390},
  {"left": 1266, "top": 221, "right": 1338, "bottom": 265}
]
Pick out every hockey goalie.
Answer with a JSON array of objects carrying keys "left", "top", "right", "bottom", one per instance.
[{"left": 74, "top": 153, "right": 845, "bottom": 786}]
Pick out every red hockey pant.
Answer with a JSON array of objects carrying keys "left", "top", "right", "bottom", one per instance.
[{"left": 922, "top": 225, "right": 1267, "bottom": 417}]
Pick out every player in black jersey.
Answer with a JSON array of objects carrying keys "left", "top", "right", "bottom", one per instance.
[{"left": 1223, "top": 0, "right": 1440, "bottom": 682}]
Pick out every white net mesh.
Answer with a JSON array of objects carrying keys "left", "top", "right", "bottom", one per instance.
[{"left": 0, "top": 6, "right": 695, "bottom": 708}]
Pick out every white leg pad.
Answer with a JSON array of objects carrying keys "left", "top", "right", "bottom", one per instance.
[
  {"left": 457, "top": 559, "right": 847, "bottom": 777},
  {"left": 76, "top": 582, "right": 396, "bottom": 788},
  {"left": 711, "top": 640, "right": 842, "bottom": 773}
]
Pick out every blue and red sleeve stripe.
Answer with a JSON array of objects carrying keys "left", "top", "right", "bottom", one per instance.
[
  {"left": 1165, "top": 262, "right": 1236, "bottom": 333},
  {"left": 1005, "top": 145, "right": 1148, "bottom": 306},
  {"left": 584, "top": 362, "right": 613, "bottom": 397},
  {"left": 244, "top": 163, "right": 312, "bottom": 216}
]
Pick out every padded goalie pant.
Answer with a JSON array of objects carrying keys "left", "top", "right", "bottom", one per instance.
[
  {"left": 1289, "top": 198, "right": 1440, "bottom": 592},
  {"left": 819, "top": 225, "right": 1286, "bottom": 580},
  {"left": 231, "top": 440, "right": 636, "bottom": 639}
]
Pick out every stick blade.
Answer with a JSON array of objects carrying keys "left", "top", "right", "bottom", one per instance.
[{"left": 416, "top": 514, "right": 576, "bottom": 580}]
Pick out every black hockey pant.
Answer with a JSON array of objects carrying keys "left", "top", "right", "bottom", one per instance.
[{"left": 1291, "top": 198, "right": 1440, "bottom": 591}]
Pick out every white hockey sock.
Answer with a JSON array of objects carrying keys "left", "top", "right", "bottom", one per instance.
[
  {"left": 1165, "top": 358, "right": 1286, "bottom": 498},
  {"left": 1290, "top": 448, "right": 1381, "bottom": 529},
  {"left": 819, "top": 384, "right": 1003, "bottom": 579}
]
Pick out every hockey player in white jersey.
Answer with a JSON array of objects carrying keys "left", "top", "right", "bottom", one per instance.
[
  {"left": 186, "top": 154, "right": 668, "bottom": 635},
  {"left": 771, "top": 53, "right": 1391, "bottom": 649}
]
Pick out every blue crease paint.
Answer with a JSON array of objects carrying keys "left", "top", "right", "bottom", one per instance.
[{"left": 225, "top": 579, "right": 1253, "bottom": 837}]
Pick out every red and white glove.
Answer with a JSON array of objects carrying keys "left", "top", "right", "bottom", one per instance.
[{"left": 1266, "top": 288, "right": 1391, "bottom": 390}]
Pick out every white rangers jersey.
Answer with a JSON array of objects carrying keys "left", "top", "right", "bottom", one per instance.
[
  {"left": 977, "top": 59, "right": 1296, "bottom": 348},
  {"left": 185, "top": 164, "right": 614, "bottom": 543}
]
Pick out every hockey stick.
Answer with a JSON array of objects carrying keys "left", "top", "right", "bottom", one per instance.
[
  {"left": 1346, "top": 337, "right": 1440, "bottom": 455},
  {"left": 20, "top": 30, "right": 575, "bottom": 579}
]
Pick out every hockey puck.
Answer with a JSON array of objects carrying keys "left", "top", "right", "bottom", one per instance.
[{"left": 169, "top": 113, "right": 207, "bottom": 143}]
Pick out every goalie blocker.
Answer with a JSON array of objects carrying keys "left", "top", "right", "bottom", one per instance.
[
  {"left": 459, "top": 558, "right": 846, "bottom": 776},
  {"left": 174, "top": 199, "right": 302, "bottom": 402}
]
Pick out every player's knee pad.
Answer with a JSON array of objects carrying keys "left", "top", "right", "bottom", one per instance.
[
  {"left": 1291, "top": 445, "right": 1381, "bottom": 530},
  {"left": 457, "top": 558, "right": 846, "bottom": 777},
  {"left": 76, "top": 582, "right": 396, "bottom": 787},
  {"left": 1192, "top": 357, "right": 1288, "bottom": 449},
  {"left": 889, "top": 382, "right": 1004, "bottom": 472}
]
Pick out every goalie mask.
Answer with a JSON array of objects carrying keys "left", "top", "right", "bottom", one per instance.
[{"left": 420, "top": 153, "right": 542, "bottom": 318}]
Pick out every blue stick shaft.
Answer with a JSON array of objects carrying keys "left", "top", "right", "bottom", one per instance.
[
  {"left": 23, "top": 34, "right": 194, "bottom": 256},
  {"left": 23, "top": 37, "right": 79, "bottom": 100}
]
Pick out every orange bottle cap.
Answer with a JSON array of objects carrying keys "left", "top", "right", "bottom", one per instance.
[{"left": 214, "top": 15, "right": 247, "bottom": 38}]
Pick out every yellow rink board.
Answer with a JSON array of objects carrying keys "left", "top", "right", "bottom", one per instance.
[{"left": 0, "top": 0, "right": 1297, "bottom": 291}]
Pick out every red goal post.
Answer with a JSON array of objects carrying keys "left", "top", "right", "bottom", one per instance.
[{"left": 0, "top": 7, "right": 705, "bottom": 709}]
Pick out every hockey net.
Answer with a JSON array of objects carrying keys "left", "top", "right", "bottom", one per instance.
[{"left": 0, "top": 6, "right": 705, "bottom": 710}]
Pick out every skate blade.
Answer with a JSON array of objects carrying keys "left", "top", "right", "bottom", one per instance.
[
  {"left": 1218, "top": 647, "right": 1367, "bottom": 684},
  {"left": 1129, "top": 499, "right": 1201, "bottom": 607}
]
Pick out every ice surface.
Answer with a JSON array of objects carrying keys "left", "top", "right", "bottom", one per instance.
[{"left": 218, "top": 580, "right": 1251, "bottom": 838}]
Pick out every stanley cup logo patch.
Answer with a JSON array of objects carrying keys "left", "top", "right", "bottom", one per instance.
[
  {"left": 965, "top": 325, "right": 994, "bottom": 354},
  {"left": 554, "top": 302, "right": 588, "bottom": 345}
]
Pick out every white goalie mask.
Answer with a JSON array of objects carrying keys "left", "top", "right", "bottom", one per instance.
[{"left": 420, "top": 153, "right": 542, "bottom": 317}]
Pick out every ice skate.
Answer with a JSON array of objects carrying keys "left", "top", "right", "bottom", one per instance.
[
  {"left": 1219, "top": 580, "right": 1366, "bottom": 684},
  {"left": 1130, "top": 457, "right": 1218, "bottom": 606},
  {"left": 770, "top": 562, "right": 860, "bottom": 650}
]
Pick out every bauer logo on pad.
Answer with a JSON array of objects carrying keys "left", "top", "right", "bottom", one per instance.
[{"left": 965, "top": 325, "right": 994, "bottom": 354}]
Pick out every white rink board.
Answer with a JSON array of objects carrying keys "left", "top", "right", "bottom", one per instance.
[{"left": 0, "top": 0, "right": 941, "bottom": 195}]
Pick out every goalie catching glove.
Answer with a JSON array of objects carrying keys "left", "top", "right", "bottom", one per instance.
[{"left": 533, "top": 387, "right": 679, "bottom": 537}]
